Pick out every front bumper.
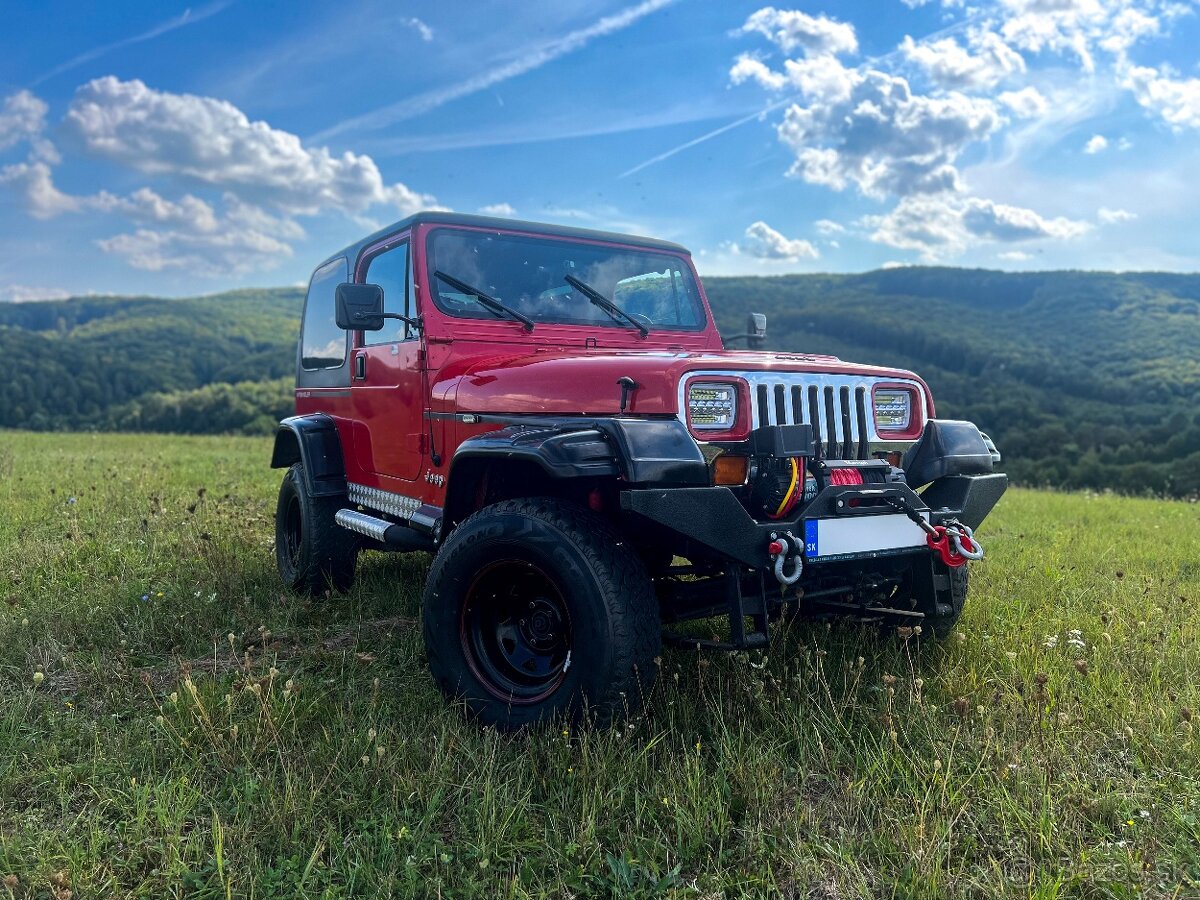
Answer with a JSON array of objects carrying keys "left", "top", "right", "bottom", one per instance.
[{"left": 620, "top": 472, "right": 1007, "bottom": 570}]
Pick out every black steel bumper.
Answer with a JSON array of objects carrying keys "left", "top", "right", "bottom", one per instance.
[{"left": 620, "top": 472, "right": 1007, "bottom": 570}]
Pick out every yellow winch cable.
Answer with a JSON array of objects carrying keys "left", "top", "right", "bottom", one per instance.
[{"left": 772, "top": 457, "right": 799, "bottom": 518}]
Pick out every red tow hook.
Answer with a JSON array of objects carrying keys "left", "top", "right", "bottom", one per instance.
[{"left": 926, "top": 525, "right": 971, "bottom": 568}]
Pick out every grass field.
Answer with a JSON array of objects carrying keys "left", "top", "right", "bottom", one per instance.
[{"left": 0, "top": 432, "right": 1197, "bottom": 899}]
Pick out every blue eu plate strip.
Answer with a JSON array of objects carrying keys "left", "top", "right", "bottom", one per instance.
[{"left": 804, "top": 519, "right": 819, "bottom": 558}]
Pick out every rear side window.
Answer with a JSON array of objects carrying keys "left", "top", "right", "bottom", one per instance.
[
  {"left": 364, "top": 240, "right": 411, "bottom": 345},
  {"left": 301, "top": 257, "right": 348, "bottom": 370}
]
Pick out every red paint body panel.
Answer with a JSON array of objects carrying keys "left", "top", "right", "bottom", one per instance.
[{"left": 294, "top": 220, "right": 937, "bottom": 501}]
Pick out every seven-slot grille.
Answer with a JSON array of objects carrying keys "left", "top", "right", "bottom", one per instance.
[
  {"left": 685, "top": 372, "right": 924, "bottom": 461},
  {"left": 755, "top": 380, "right": 869, "bottom": 460}
]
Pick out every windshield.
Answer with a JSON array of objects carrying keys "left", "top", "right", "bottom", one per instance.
[{"left": 426, "top": 228, "right": 707, "bottom": 331}]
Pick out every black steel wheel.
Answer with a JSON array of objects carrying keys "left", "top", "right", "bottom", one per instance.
[
  {"left": 423, "top": 498, "right": 660, "bottom": 729},
  {"left": 461, "top": 560, "right": 573, "bottom": 703},
  {"left": 274, "top": 464, "right": 358, "bottom": 595}
]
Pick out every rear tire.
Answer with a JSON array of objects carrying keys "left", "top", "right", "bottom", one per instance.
[
  {"left": 422, "top": 498, "right": 660, "bottom": 729},
  {"left": 274, "top": 464, "right": 358, "bottom": 595}
]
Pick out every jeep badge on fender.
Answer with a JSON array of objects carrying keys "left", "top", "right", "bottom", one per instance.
[{"left": 269, "top": 212, "right": 1007, "bottom": 729}]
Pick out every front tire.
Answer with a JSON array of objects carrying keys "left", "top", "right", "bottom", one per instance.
[
  {"left": 274, "top": 464, "right": 358, "bottom": 595},
  {"left": 422, "top": 498, "right": 660, "bottom": 729},
  {"left": 924, "top": 562, "right": 968, "bottom": 640}
]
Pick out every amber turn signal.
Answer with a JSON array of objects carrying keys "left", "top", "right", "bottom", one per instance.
[{"left": 712, "top": 455, "right": 749, "bottom": 486}]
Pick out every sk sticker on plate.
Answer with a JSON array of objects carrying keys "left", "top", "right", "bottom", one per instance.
[{"left": 804, "top": 520, "right": 819, "bottom": 557}]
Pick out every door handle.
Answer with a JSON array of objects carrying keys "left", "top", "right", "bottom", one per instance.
[{"left": 354, "top": 354, "right": 366, "bottom": 379}]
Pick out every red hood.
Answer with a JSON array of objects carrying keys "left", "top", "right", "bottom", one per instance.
[{"left": 448, "top": 348, "right": 931, "bottom": 417}]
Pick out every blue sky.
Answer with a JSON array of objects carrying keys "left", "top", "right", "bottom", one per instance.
[{"left": 2, "top": 0, "right": 1200, "bottom": 300}]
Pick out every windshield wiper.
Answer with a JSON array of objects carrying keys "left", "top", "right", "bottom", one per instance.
[
  {"left": 564, "top": 274, "right": 649, "bottom": 338},
  {"left": 433, "top": 270, "right": 535, "bottom": 332}
]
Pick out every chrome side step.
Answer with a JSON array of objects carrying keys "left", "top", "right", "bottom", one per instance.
[{"left": 335, "top": 509, "right": 432, "bottom": 552}]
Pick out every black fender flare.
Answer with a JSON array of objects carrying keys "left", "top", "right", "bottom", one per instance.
[
  {"left": 443, "top": 417, "right": 709, "bottom": 526},
  {"left": 448, "top": 417, "right": 709, "bottom": 484},
  {"left": 270, "top": 414, "right": 348, "bottom": 498}
]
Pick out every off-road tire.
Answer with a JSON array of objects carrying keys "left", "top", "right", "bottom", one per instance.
[
  {"left": 275, "top": 464, "right": 358, "bottom": 595},
  {"left": 925, "top": 562, "right": 968, "bottom": 640},
  {"left": 422, "top": 498, "right": 660, "bottom": 729}
]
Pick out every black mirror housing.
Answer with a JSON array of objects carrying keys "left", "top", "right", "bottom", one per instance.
[
  {"left": 747, "top": 312, "right": 767, "bottom": 349},
  {"left": 335, "top": 283, "right": 385, "bottom": 331}
]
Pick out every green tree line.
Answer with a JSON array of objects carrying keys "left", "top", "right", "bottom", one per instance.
[{"left": 2, "top": 270, "right": 1199, "bottom": 496}]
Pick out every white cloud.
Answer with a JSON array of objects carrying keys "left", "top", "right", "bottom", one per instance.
[
  {"left": 1121, "top": 63, "right": 1200, "bottom": 129},
  {"left": 865, "top": 192, "right": 1091, "bottom": 260},
  {"left": 1097, "top": 206, "right": 1137, "bottom": 224},
  {"left": 96, "top": 225, "right": 294, "bottom": 276},
  {"left": 404, "top": 17, "right": 434, "bottom": 42},
  {"left": 998, "top": 0, "right": 1108, "bottom": 72},
  {"left": 0, "top": 90, "right": 48, "bottom": 150},
  {"left": 65, "top": 76, "right": 436, "bottom": 216},
  {"left": 3, "top": 75, "right": 448, "bottom": 278},
  {"left": 111, "top": 187, "right": 220, "bottom": 231},
  {"left": 900, "top": 30, "right": 1025, "bottom": 89},
  {"left": 998, "top": 250, "right": 1032, "bottom": 261},
  {"left": 0, "top": 161, "right": 82, "bottom": 218},
  {"left": 998, "top": 86, "right": 1049, "bottom": 117},
  {"left": 775, "top": 65, "right": 1002, "bottom": 199},
  {"left": 964, "top": 197, "right": 1091, "bottom": 241},
  {"left": 0, "top": 153, "right": 308, "bottom": 276},
  {"left": 729, "top": 54, "right": 788, "bottom": 90},
  {"left": 743, "top": 220, "right": 820, "bottom": 261},
  {"left": 0, "top": 284, "right": 71, "bottom": 303},
  {"left": 725, "top": 4, "right": 1180, "bottom": 263},
  {"left": 1098, "top": 7, "right": 1160, "bottom": 54},
  {"left": 94, "top": 190, "right": 304, "bottom": 275},
  {"left": 1083, "top": 133, "right": 1108, "bottom": 153},
  {"left": 737, "top": 7, "right": 858, "bottom": 56},
  {"left": 479, "top": 203, "right": 516, "bottom": 217},
  {"left": 814, "top": 218, "right": 846, "bottom": 234}
]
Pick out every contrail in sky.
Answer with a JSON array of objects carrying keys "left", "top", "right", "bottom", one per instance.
[
  {"left": 32, "top": 0, "right": 236, "bottom": 86},
  {"left": 310, "top": 0, "right": 678, "bottom": 143}
]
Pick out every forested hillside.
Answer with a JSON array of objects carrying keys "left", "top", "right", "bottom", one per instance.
[
  {"left": 704, "top": 269, "right": 1200, "bottom": 495},
  {"left": 0, "top": 289, "right": 300, "bottom": 431},
  {"left": 2, "top": 269, "right": 1199, "bottom": 495}
]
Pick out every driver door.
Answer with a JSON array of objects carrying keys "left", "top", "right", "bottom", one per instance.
[{"left": 349, "top": 235, "right": 425, "bottom": 483}]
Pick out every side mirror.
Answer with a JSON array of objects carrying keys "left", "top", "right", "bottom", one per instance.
[
  {"left": 746, "top": 312, "right": 767, "bottom": 349},
  {"left": 335, "top": 282, "right": 385, "bottom": 331},
  {"left": 725, "top": 311, "right": 768, "bottom": 349}
]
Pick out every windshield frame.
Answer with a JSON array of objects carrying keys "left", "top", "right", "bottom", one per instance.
[{"left": 422, "top": 225, "right": 710, "bottom": 333}]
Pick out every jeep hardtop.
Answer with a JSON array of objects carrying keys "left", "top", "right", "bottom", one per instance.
[{"left": 271, "top": 211, "right": 1006, "bottom": 728}]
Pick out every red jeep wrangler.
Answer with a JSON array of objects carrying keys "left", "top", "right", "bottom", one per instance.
[{"left": 271, "top": 212, "right": 1005, "bottom": 728}]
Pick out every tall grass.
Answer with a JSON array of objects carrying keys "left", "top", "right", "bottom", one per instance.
[{"left": 0, "top": 432, "right": 1196, "bottom": 898}]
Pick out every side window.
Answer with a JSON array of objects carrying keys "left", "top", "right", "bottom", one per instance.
[
  {"left": 364, "top": 240, "right": 410, "bottom": 345},
  {"left": 301, "top": 257, "right": 348, "bottom": 370}
]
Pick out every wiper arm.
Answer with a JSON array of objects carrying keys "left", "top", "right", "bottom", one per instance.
[
  {"left": 433, "top": 269, "right": 535, "bottom": 332},
  {"left": 564, "top": 274, "right": 648, "bottom": 337}
]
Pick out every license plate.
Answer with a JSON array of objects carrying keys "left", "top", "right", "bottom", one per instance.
[{"left": 803, "top": 514, "right": 928, "bottom": 561}]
